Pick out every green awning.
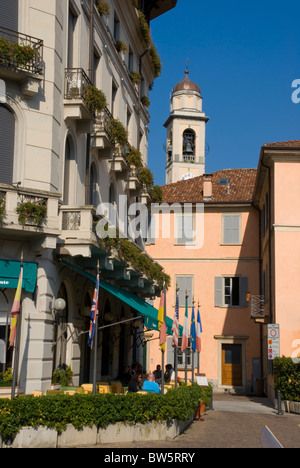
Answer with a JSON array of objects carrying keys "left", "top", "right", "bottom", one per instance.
[
  {"left": 0, "top": 260, "right": 38, "bottom": 293},
  {"left": 61, "top": 259, "right": 181, "bottom": 336}
]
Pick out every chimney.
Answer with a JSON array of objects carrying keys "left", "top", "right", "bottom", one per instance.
[{"left": 203, "top": 174, "right": 213, "bottom": 201}]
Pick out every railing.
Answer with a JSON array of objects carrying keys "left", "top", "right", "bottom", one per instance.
[
  {"left": 93, "top": 106, "right": 114, "bottom": 141},
  {"left": 183, "top": 155, "right": 195, "bottom": 163},
  {"left": 0, "top": 26, "right": 43, "bottom": 75},
  {"left": 64, "top": 68, "right": 92, "bottom": 101},
  {"left": 250, "top": 295, "right": 266, "bottom": 319},
  {"left": 0, "top": 184, "right": 59, "bottom": 231}
]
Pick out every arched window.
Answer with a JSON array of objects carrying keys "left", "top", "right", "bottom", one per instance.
[
  {"left": 183, "top": 129, "right": 195, "bottom": 158},
  {"left": 63, "top": 136, "right": 75, "bottom": 205},
  {"left": 0, "top": 104, "right": 15, "bottom": 184}
]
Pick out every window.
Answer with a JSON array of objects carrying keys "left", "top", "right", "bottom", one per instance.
[
  {"left": 0, "top": 104, "right": 15, "bottom": 185},
  {"left": 176, "top": 213, "right": 194, "bottom": 245},
  {"left": 176, "top": 276, "right": 193, "bottom": 307},
  {"left": 177, "top": 338, "right": 192, "bottom": 368},
  {"left": 183, "top": 129, "right": 195, "bottom": 157},
  {"left": 222, "top": 214, "right": 241, "bottom": 244},
  {"left": 215, "top": 276, "right": 248, "bottom": 307},
  {"left": 146, "top": 214, "right": 156, "bottom": 245}
]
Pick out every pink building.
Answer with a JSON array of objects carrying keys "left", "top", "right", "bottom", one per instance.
[
  {"left": 146, "top": 169, "right": 261, "bottom": 393},
  {"left": 145, "top": 69, "right": 300, "bottom": 398}
]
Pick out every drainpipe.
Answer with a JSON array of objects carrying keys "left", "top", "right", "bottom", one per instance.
[{"left": 85, "top": 0, "right": 94, "bottom": 204}]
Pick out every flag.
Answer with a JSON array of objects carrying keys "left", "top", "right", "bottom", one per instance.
[
  {"left": 157, "top": 292, "right": 164, "bottom": 329},
  {"left": 172, "top": 293, "right": 179, "bottom": 347},
  {"left": 181, "top": 296, "right": 189, "bottom": 352},
  {"left": 190, "top": 304, "right": 196, "bottom": 352},
  {"left": 88, "top": 273, "right": 99, "bottom": 348},
  {"left": 158, "top": 293, "right": 166, "bottom": 352},
  {"left": 196, "top": 306, "right": 203, "bottom": 352},
  {"left": 9, "top": 261, "right": 23, "bottom": 348}
]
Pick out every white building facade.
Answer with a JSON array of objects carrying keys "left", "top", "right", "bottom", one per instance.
[{"left": 0, "top": 0, "right": 176, "bottom": 394}]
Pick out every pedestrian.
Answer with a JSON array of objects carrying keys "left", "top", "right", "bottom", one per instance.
[
  {"left": 142, "top": 373, "right": 161, "bottom": 393},
  {"left": 128, "top": 372, "right": 142, "bottom": 392}
]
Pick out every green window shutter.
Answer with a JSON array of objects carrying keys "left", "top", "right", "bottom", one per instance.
[{"left": 215, "top": 277, "right": 223, "bottom": 307}]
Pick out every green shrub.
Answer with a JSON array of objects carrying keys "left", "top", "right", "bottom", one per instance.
[
  {"left": 273, "top": 356, "right": 300, "bottom": 401},
  {"left": 0, "top": 384, "right": 211, "bottom": 442}
]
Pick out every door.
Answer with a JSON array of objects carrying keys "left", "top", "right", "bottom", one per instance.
[{"left": 222, "top": 344, "right": 242, "bottom": 386}]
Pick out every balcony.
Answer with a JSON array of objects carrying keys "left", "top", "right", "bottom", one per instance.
[
  {"left": 91, "top": 106, "right": 114, "bottom": 153},
  {"left": 59, "top": 205, "right": 162, "bottom": 296},
  {"left": 0, "top": 184, "right": 60, "bottom": 250},
  {"left": 64, "top": 68, "right": 94, "bottom": 133},
  {"left": 0, "top": 26, "right": 43, "bottom": 86}
]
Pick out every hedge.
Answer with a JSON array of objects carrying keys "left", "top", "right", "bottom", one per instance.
[
  {"left": 0, "top": 384, "right": 211, "bottom": 442},
  {"left": 273, "top": 356, "right": 300, "bottom": 402}
]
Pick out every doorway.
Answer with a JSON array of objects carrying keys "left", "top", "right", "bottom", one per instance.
[{"left": 222, "top": 344, "right": 242, "bottom": 386}]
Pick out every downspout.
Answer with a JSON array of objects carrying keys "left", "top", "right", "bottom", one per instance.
[{"left": 85, "top": 0, "right": 94, "bottom": 204}]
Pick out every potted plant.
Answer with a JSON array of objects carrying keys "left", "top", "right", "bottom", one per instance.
[
  {"left": 0, "top": 196, "right": 5, "bottom": 224},
  {"left": 106, "top": 118, "right": 128, "bottom": 146},
  {"left": 141, "top": 96, "right": 150, "bottom": 108},
  {"left": 115, "top": 41, "right": 128, "bottom": 55},
  {"left": 126, "top": 146, "right": 143, "bottom": 168},
  {"left": 96, "top": 1, "right": 110, "bottom": 17},
  {"left": 151, "top": 185, "right": 163, "bottom": 203},
  {"left": 130, "top": 71, "right": 141, "bottom": 86},
  {"left": 16, "top": 200, "right": 47, "bottom": 226},
  {"left": 52, "top": 365, "right": 73, "bottom": 388},
  {"left": 138, "top": 167, "right": 154, "bottom": 188},
  {"left": 84, "top": 84, "right": 107, "bottom": 114}
]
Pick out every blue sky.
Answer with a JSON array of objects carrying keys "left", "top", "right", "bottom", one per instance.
[{"left": 147, "top": 0, "right": 300, "bottom": 186}]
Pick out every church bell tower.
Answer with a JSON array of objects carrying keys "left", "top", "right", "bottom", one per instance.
[{"left": 164, "top": 69, "right": 209, "bottom": 184}]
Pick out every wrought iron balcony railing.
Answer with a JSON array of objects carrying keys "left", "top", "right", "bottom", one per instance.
[
  {"left": 0, "top": 26, "right": 43, "bottom": 75},
  {"left": 64, "top": 68, "right": 92, "bottom": 101}
]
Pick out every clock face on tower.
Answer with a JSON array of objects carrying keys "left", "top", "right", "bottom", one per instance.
[{"left": 181, "top": 173, "right": 195, "bottom": 181}]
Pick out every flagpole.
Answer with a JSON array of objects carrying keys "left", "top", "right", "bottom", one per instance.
[
  {"left": 185, "top": 291, "right": 188, "bottom": 385},
  {"left": 197, "top": 301, "right": 200, "bottom": 373},
  {"left": 161, "top": 277, "right": 166, "bottom": 395},
  {"left": 191, "top": 298, "right": 195, "bottom": 384},
  {"left": 174, "top": 283, "right": 179, "bottom": 389},
  {"left": 11, "top": 252, "right": 23, "bottom": 400},
  {"left": 92, "top": 261, "right": 100, "bottom": 395}
]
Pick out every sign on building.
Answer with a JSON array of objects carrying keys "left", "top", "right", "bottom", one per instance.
[{"left": 267, "top": 324, "right": 280, "bottom": 360}]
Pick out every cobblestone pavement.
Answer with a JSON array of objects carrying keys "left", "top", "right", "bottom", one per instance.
[{"left": 87, "top": 394, "right": 300, "bottom": 449}]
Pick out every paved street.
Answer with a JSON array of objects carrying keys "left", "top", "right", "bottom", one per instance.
[{"left": 88, "top": 393, "right": 300, "bottom": 449}]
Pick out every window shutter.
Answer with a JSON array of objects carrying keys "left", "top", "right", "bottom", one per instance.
[
  {"left": 215, "top": 277, "right": 223, "bottom": 307},
  {"left": 239, "top": 277, "right": 248, "bottom": 307},
  {"left": 146, "top": 214, "right": 156, "bottom": 244},
  {"left": 176, "top": 276, "right": 193, "bottom": 307},
  {"left": 223, "top": 215, "right": 240, "bottom": 244},
  {"left": 0, "top": 104, "right": 15, "bottom": 185},
  {"left": 176, "top": 214, "right": 194, "bottom": 245},
  {"left": 0, "top": 0, "right": 18, "bottom": 30}
]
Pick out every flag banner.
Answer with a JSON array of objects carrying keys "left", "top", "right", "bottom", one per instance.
[
  {"left": 172, "top": 293, "right": 179, "bottom": 347},
  {"left": 190, "top": 304, "right": 196, "bottom": 352},
  {"left": 196, "top": 306, "right": 202, "bottom": 352},
  {"left": 181, "top": 296, "right": 189, "bottom": 352},
  {"left": 158, "top": 293, "right": 166, "bottom": 351},
  {"left": 159, "top": 321, "right": 167, "bottom": 352},
  {"left": 88, "top": 274, "right": 99, "bottom": 348},
  {"left": 9, "top": 262, "right": 23, "bottom": 348},
  {"left": 157, "top": 292, "right": 164, "bottom": 329}
]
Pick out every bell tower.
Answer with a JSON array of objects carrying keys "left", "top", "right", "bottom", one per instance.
[{"left": 164, "top": 69, "right": 209, "bottom": 184}]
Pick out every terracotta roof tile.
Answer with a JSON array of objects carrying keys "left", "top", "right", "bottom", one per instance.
[
  {"left": 264, "top": 140, "right": 300, "bottom": 147},
  {"left": 161, "top": 169, "right": 257, "bottom": 204}
]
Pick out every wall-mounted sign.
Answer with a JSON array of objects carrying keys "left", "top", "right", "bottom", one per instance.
[{"left": 267, "top": 324, "right": 280, "bottom": 360}]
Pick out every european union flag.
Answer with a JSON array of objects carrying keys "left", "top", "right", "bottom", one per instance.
[{"left": 190, "top": 304, "right": 196, "bottom": 352}]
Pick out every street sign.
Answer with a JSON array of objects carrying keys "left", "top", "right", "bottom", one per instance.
[{"left": 267, "top": 324, "right": 280, "bottom": 360}]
